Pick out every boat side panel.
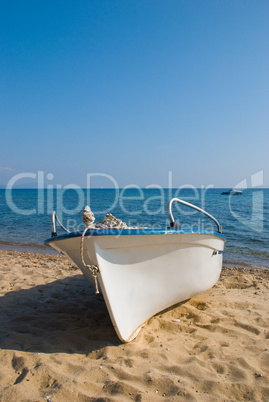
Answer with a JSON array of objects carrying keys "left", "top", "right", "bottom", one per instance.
[{"left": 94, "top": 234, "right": 224, "bottom": 342}]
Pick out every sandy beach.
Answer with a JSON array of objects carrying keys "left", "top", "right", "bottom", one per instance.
[{"left": 0, "top": 249, "right": 268, "bottom": 401}]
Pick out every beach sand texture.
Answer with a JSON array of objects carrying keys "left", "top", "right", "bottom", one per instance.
[{"left": 0, "top": 250, "right": 268, "bottom": 401}]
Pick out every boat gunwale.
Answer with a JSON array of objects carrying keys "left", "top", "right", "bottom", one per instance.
[{"left": 45, "top": 228, "right": 226, "bottom": 245}]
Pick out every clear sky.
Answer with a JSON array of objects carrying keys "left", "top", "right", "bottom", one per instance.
[{"left": 1, "top": 0, "right": 268, "bottom": 188}]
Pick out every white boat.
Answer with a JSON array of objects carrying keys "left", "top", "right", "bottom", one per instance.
[
  {"left": 221, "top": 189, "right": 243, "bottom": 195},
  {"left": 45, "top": 198, "right": 225, "bottom": 342}
]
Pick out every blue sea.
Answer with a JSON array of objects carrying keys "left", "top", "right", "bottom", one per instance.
[{"left": 0, "top": 188, "right": 268, "bottom": 269}]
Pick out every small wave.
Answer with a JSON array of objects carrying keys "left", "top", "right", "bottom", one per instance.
[
  {"left": 223, "top": 259, "right": 269, "bottom": 271},
  {"left": 0, "top": 241, "right": 58, "bottom": 255}
]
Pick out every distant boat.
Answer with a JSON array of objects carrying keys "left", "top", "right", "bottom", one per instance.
[
  {"left": 45, "top": 198, "right": 225, "bottom": 342},
  {"left": 221, "top": 189, "right": 243, "bottom": 195}
]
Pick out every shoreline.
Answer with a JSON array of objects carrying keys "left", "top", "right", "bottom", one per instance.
[
  {"left": 0, "top": 249, "right": 268, "bottom": 400},
  {"left": 0, "top": 241, "right": 58, "bottom": 255}
]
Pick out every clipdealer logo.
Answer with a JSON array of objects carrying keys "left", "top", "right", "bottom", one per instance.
[{"left": 4, "top": 170, "right": 265, "bottom": 233}]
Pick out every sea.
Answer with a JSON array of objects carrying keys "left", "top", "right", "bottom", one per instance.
[{"left": 0, "top": 188, "right": 268, "bottom": 269}]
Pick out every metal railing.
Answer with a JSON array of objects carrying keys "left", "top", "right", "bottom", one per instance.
[
  {"left": 51, "top": 211, "right": 70, "bottom": 237},
  {"left": 167, "top": 198, "right": 222, "bottom": 233}
]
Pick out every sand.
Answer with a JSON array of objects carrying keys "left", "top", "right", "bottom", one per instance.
[{"left": 0, "top": 250, "right": 268, "bottom": 401}]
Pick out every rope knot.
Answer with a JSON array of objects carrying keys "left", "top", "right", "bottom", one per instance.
[{"left": 82, "top": 206, "right": 95, "bottom": 227}]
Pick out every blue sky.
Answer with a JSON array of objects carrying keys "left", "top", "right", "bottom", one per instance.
[{"left": 1, "top": 0, "right": 268, "bottom": 188}]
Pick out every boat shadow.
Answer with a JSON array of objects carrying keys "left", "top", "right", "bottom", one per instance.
[{"left": 0, "top": 275, "right": 121, "bottom": 354}]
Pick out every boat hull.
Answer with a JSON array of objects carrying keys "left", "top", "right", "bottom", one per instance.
[{"left": 46, "top": 229, "right": 225, "bottom": 342}]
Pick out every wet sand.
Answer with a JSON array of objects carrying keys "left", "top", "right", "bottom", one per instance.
[{"left": 0, "top": 250, "right": 268, "bottom": 401}]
